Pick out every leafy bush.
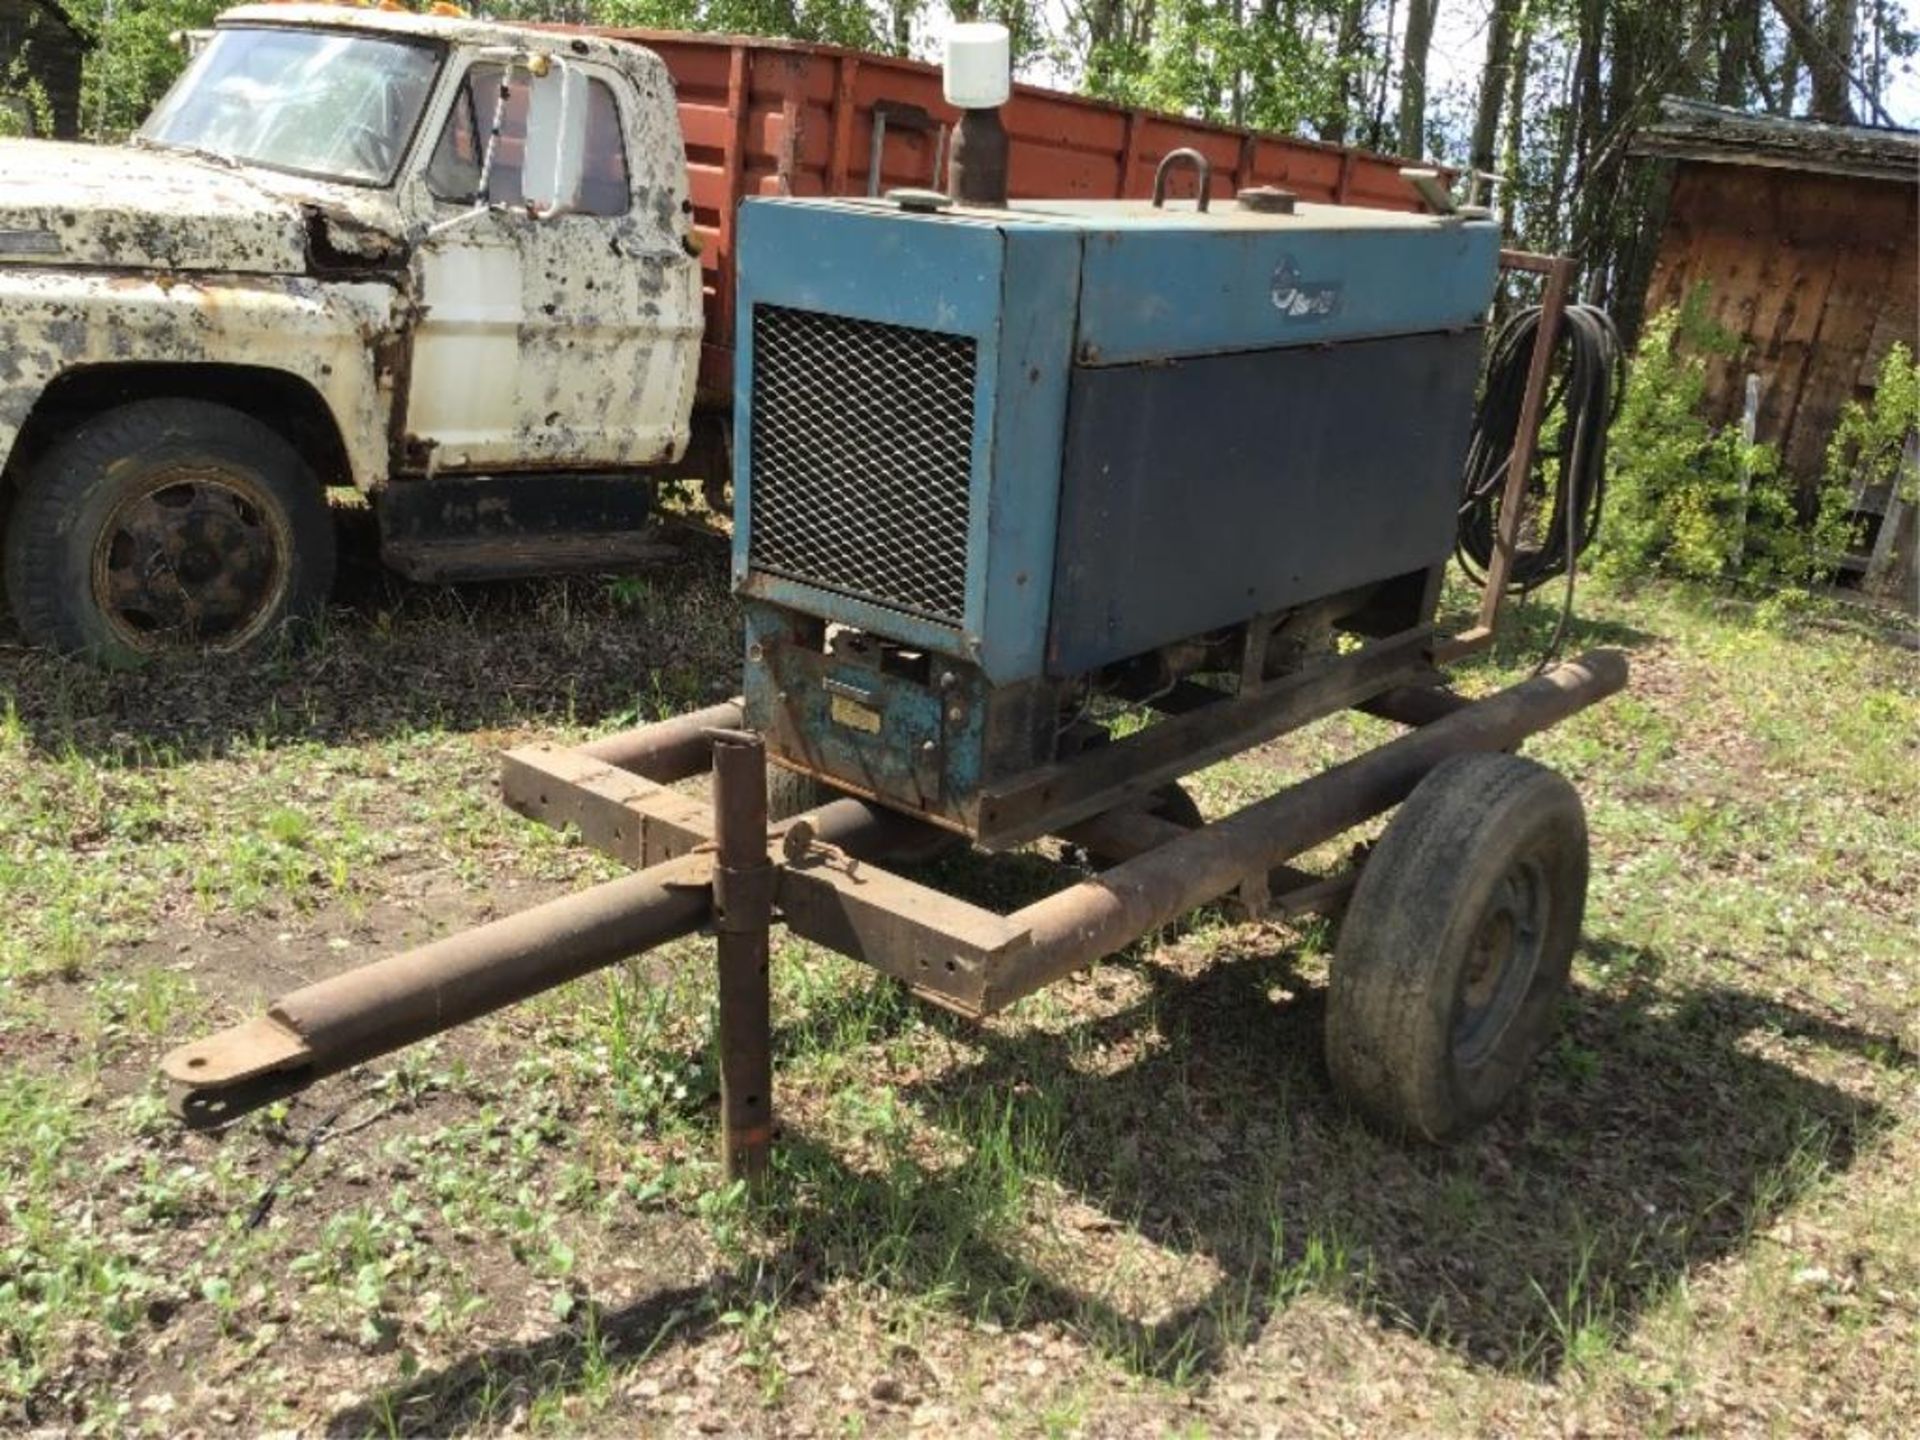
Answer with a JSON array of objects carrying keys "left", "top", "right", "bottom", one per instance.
[
  {"left": 1600, "top": 293, "right": 1778, "bottom": 581},
  {"left": 1600, "top": 288, "right": 1858, "bottom": 587},
  {"left": 1, "top": 47, "right": 54, "bottom": 138},
  {"left": 1824, "top": 342, "right": 1919, "bottom": 508}
]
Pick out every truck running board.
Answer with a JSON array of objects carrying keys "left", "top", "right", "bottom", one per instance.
[{"left": 375, "top": 472, "right": 677, "bottom": 582}]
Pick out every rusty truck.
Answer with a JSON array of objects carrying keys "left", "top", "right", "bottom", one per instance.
[{"left": 0, "top": 4, "right": 1439, "bottom": 665}]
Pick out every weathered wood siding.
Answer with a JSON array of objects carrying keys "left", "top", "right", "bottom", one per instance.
[
  {"left": 0, "top": 0, "right": 85, "bottom": 139},
  {"left": 1642, "top": 160, "right": 1918, "bottom": 489}
]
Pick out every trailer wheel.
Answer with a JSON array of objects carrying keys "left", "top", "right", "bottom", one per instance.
[
  {"left": 4, "top": 399, "right": 335, "bottom": 666},
  {"left": 1325, "top": 752, "right": 1587, "bottom": 1142}
]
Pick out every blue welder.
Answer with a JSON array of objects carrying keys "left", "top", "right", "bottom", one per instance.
[{"left": 732, "top": 133, "right": 1502, "bottom": 847}]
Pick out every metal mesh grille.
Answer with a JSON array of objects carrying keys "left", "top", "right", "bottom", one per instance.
[{"left": 748, "top": 305, "right": 977, "bottom": 625}]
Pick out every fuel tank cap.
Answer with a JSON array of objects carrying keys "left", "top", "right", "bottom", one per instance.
[
  {"left": 1236, "top": 185, "right": 1297, "bottom": 215},
  {"left": 887, "top": 187, "right": 954, "bottom": 213}
]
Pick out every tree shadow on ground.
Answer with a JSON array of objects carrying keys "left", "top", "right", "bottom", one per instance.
[
  {"left": 0, "top": 514, "right": 738, "bottom": 766},
  {"left": 328, "top": 937, "right": 1900, "bottom": 1434}
]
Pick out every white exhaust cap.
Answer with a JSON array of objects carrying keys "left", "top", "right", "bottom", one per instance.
[{"left": 944, "top": 22, "right": 1011, "bottom": 110}]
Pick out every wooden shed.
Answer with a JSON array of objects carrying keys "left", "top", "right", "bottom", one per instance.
[
  {"left": 1634, "top": 99, "right": 1917, "bottom": 488},
  {"left": 0, "top": 0, "right": 86, "bottom": 139}
]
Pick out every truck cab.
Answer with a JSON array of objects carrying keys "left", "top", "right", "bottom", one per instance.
[{"left": 0, "top": 4, "right": 703, "bottom": 663}]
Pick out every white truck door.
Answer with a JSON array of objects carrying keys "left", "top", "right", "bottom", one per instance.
[{"left": 403, "top": 59, "right": 702, "bottom": 473}]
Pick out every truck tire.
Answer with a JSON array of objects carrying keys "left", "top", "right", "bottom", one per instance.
[
  {"left": 1325, "top": 752, "right": 1587, "bottom": 1143},
  {"left": 4, "top": 399, "right": 335, "bottom": 666}
]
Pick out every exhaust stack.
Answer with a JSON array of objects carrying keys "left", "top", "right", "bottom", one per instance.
[{"left": 945, "top": 22, "right": 1010, "bottom": 207}]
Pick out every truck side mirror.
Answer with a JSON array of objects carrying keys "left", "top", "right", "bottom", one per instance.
[{"left": 522, "top": 63, "right": 588, "bottom": 218}]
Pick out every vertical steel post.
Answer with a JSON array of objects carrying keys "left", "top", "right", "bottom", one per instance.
[
  {"left": 709, "top": 729, "right": 775, "bottom": 1184},
  {"left": 1440, "top": 250, "right": 1578, "bottom": 662}
]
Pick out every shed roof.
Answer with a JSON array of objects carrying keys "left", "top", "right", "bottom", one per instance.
[{"left": 1632, "top": 97, "right": 1918, "bottom": 184}]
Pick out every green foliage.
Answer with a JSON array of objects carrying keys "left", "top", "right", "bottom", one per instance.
[
  {"left": 0, "top": 80, "right": 49, "bottom": 140},
  {"left": 1080, "top": 0, "right": 1341, "bottom": 133},
  {"left": 540, "top": 0, "right": 880, "bottom": 49},
  {"left": 0, "top": 96, "right": 37, "bottom": 140},
  {"left": 1601, "top": 295, "right": 1777, "bottom": 583},
  {"left": 65, "top": 0, "right": 223, "bottom": 139},
  {"left": 1, "top": 12, "right": 57, "bottom": 137},
  {"left": 1824, "top": 342, "right": 1920, "bottom": 508}
]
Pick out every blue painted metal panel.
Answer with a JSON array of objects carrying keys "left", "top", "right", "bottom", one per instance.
[
  {"left": 732, "top": 202, "right": 1007, "bottom": 634},
  {"left": 976, "top": 224, "right": 1080, "bottom": 683},
  {"left": 732, "top": 198, "right": 1081, "bottom": 686},
  {"left": 1047, "top": 329, "right": 1484, "bottom": 676},
  {"left": 735, "top": 194, "right": 1498, "bottom": 695},
  {"left": 1070, "top": 219, "right": 1501, "bottom": 366},
  {"left": 741, "top": 603, "right": 989, "bottom": 817}
]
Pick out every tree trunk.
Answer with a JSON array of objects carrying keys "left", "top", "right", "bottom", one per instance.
[
  {"left": 1813, "top": 0, "right": 1856, "bottom": 120},
  {"left": 1499, "top": 12, "right": 1533, "bottom": 235},
  {"left": 1231, "top": 0, "right": 1247, "bottom": 123},
  {"left": 1684, "top": 0, "right": 1718, "bottom": 93},
  {"left": 1084, "top": 0, "right": 1124, "bottom": 87},
  {"left": 1369, "top": 0, "right": 1399, "bottom": 152},
  {"left": 1471, "top": 0, "right": 1519, "bottom": 179},
  {"left": 1543, "top": 0, "right": 1602, "bottom": 254},
  {"left": 1717, "top": 0, "right": 1761, "bottom": 105},
  {"left": 1397, "top": 0, "right": 1438, "bottom": 157},
  {"left": 1321, "top": 0, "right": 1368, "bottom": 143},
  {"left": 1770, "top": 0, "right": 1856, "bottom": 121}
]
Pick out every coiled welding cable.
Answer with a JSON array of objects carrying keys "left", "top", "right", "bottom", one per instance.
[{"left": 1456, "top": 302, "right": 1623, "bottom": 592}]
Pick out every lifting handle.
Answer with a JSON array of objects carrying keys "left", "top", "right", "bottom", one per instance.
[{"left": 1151, "top": 148, "right": 1212, "bottom": 212}]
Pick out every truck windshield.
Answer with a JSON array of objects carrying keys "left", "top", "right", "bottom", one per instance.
[{"left": 139, "top": 27, "right": 441, "bottom": 187}]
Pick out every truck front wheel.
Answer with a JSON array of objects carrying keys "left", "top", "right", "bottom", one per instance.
[{"left": 4, "top": 399, "right": 336, "bottom": 666}]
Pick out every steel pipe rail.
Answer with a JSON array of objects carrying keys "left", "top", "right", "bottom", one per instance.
[
  {"left": 161, "top": 786, "right": 938, "bottom": 1128},
  {"left": 160, "top": 654, "right": 1623, "bottom": 1129},
  {"left": 711, "top": 730, "right": 775, "bottom": 1181},
  {"left": 162, "top": 858, "right": 715, "bottom": 1127},
  {"left": 988, "top": 649, "right": 1626, "bottom": 1009},
  {"left": 578, "top": 700, "right": 747, "bottom": 780}
]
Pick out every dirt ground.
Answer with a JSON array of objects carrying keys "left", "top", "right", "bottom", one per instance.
[{"left": 2, "top": 534, "right": 1916, "bottom": 1437}]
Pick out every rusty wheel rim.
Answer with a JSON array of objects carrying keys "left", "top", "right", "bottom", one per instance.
[
  {"left": 90, "top": 468, "right": 292, "bottom": 653},
  {"left": 1452, "top": 858, "right": 1547, "bottom": 1070}
]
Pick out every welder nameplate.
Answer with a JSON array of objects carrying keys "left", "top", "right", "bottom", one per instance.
[{"left": 830, "top": 694, "right": 883, "bottom": 734}]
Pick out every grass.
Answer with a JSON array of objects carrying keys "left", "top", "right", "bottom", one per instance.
[{"left": 0, "top": 537, "right": 1915, "bottom": 1436}]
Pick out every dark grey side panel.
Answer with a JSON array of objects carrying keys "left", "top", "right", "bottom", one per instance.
[{"left": 1045, "top": 329, "right": 1483, "bottom": 678}]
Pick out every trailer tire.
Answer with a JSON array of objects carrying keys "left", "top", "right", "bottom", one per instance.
[
  {"left": 1326, "top": 752, "right": 1586, "bottom": 1143},
  {"left": 4, "top": 399, "right": 334, "bottom": 667}
]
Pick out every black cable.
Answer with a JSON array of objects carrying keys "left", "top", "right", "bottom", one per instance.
[
  {"left": 241, "top": 1090, "right": 407, "bottom": 1230},
  {"left": 1456, "top": 302, "right": 1623, "bottom": 596}
]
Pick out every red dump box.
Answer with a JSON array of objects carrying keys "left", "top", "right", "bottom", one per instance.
[{"left": 589, "top": 30, "right": 1443, "bottom": 398}]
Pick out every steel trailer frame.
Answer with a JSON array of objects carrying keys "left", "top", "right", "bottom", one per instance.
[{"left": 165, "top": 649, "right": 1627, "bottom": 1177}]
